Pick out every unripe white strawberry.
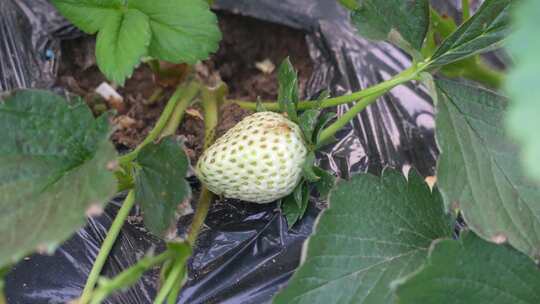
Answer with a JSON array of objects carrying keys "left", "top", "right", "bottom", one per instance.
[{"left": 196, "top": 111, "right": 308, "bottom": 203}]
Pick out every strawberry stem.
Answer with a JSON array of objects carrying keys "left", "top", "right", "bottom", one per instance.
[
  {"left": 89, "top": 250, "right": 174, "bottom": 304},
  {"left": 228, "top": 62, "right": 429, "bottom": 111},
  {"left": 153, "top": 252, "right": 190, "bottom": 304},
  {"left": 160, "top": 82, "right": 200, "bottom": 138},
  {"left": 79, "top": 190, "right": 136, "bottom": 304},
  {"left": 317, "top": 64, "right": 423, "bottom": 145},
  {"left": 119, "top": 83, "right": 200, "bottom": 165},
  {"left": 154, "top": 83, "right": 223, "bottom": 302}
]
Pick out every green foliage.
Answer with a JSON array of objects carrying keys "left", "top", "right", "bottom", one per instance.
[
  {"left": 95, "top": 8, "right": 151, "bottom": 85},
  {"left": 0, "top": 90, "right": 117, "bottom": 268},
  {"left": 51, "top": 0, "right": 221, "bottom": 85},
  {"left": 128, "top": 0, "right": 221, "bottom": 64},
  {"left": 134, "top": 137, "right": 191, "bottom": 236},
  {"left": 506, "top": 0, "right": 540, "bottom": 182},
  {"left": 344, "top": 0, "right": 430, "bottom": 55},
  {"left": 314, "top": 112, "right": 337, "bottom": 148},
  {"left": 282, "top": 182, "right": 309, "bottom": 228},
  {"left": 301, "top": 152, "right": 320, "bottom": 182},
  {"left": 394, "top": 232, "right": 540, "bottom": 303},
  {"left": 277, "top": 58, "right": 300, "bottom": 122},
  {"left": 435, "top": 79, "right": 540, "bottom": 259},
  {"left": 427, "top": 0, "right": 511, "bottom": 67},
  {"left": 311, "top": 167, "right": 335, "bottom": 200},
  {"left": 4, "top": 0, "right": 529, "bottom": 302},
  {"left": 298, "top": 109, "right": 320, "bottom": 146},
  {"left": 274, "top": 170, "right": 452, "bottom": 304}
]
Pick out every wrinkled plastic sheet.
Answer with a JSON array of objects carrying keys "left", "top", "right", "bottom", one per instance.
[
  {"left": 3, "top": 0, "right": 466, "bottom": 303},
  {"left": 0, "top": 0, "right": 79, "bottom": 91}
]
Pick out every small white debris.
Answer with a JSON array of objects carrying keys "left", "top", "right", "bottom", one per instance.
[
  {"left": 95, "top": 82, "right": 125, "bottom": 113},
  {"left": 255, "top": 59, "right": 276, "bottom": 74}
]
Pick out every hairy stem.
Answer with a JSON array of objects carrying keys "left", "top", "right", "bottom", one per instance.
[
  {"left": 79, "top": 190, "right": 136, "bottom": 304},
  {"left": 154, "top": 85, "right": 221, "bottom": 303},
  {"left": 186, "top": 86, "right": 220, "bottom": 245},
  {"left": 187, "top": 187, "right": 213, "bottom": 246},
  {"left": 90, "top": 251, "right": 174, "bottom": 304},
  {"left": 153, "top": 253, "right": 189, "bottom": 304},
  {"left": 318, "top": 65, "right": 421, "bottom": 145},
  {"left": 229, "top": 63, "right": 425, "bottom": 112},
  {"left": 317, "top": 93, "right": 381, "bottom": 146},
  {"left": 160, "top": 82, "right": 200, "bottom": 138},
  {"left": 166, "top": 267, "right": 186, "bottom": 304},
  {"left": 118, "top": 85, "right": 191, "bottom": 165}
]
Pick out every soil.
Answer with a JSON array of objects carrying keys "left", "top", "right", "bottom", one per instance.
[{"left": 56, "top": 12, "right": 313, "bottom": 162}]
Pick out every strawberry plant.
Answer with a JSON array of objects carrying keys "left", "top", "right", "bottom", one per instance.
[{"left": 1, "top": 0, "right": 540, "bottom": 303}]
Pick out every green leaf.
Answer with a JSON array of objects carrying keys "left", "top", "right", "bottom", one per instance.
[
  {"left": 114, "top": 165, "right": 134, "bottom": 192},
  {"left": 394, "top": 232, "right": 540, "bottom": 303},
  {"left": 345, "top": 0, "right": 429, "bottom": 53},
  {"left": 298, "top": 109, "right": 320, "bottom": 145},
  {"left": 435, "top": 79, "right": 540, "bottom": 259},
  {"left": 134, "top": 137, "right": 191, "bottom": 236},
  {"left": 302, "top": 152, "right": 320, "bottom": 182},
  {"left": 274, "top": 170, "right": 452, "bottom": 304},
  {"left": 0, "top": 90, "right": 117, "bottom": 267},
  {"left": 52, "top": 0, "right": 221, "bottom": 85},
  {"left": 428, "top": 0, "right": 511, "bottom": 67},
  {"left": 50, "top": 0, "right": 123, "bottom": 33},
  {"left": 277, "top": 57, "right": 299, "bottom": 122},
  {"left": 282, "top": 182, "right": 309, "bottom": 228},
  {"left": 312, "top": 167, "right": 335, "bottom": 200},
  {"left": 129, "top": 0, "right": 221, "bottom": 64},
  {"left": 314, "top": 112, "right": 336, "bottom": 148},
  {"left": 506, "top": 0, "right": 540, "bottom": 182},
  {"left": 95, "top": 8, "right": 151, "bottom": 85}
]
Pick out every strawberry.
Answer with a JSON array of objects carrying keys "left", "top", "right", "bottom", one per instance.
[{"left": 196, "top": 111, "right": 308, "bottom": 203}]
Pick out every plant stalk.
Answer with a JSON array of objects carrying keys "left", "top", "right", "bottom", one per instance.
[
  {"left": 187, "top": 187, "right": 213, "bottom": 246},
  {"left": 166, "top": 267, "right": 186, "bottom": 304},
  {"left": 118, "top": 84, "right": 191, "bottom": 165},
  {"left": 318, "top": 65, "right": 421, "bottom": 145},
  {"left": 79, "top": 190, "right": 137, "bottom": 304},
  {"left": 229, "top": 64, "right": 425, "bottom": 112},
  {"left": 160, "top": 82, "right": 200, "bottom": 138},
  {"left": 153, "top": 253, "right": 189, "bottom": 304},
  {"left": 153, "top": 85, "right": 221, "bottom": 303},
  {"left": 186, "top": 86, "right": 220, "bottom": 245},
  {"left": 90, "top": 250, "right": 174, "bottom": 304},
  {"left": 317, "top": 93, "right": 381, "bottom": 146}
]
